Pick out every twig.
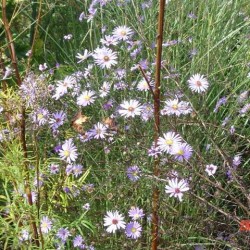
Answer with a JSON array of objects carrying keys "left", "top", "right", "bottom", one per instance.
[
  {"left": 152, "top": 1, "right": 166, "bottom": 250},
  {"left": 138, "top": 65, "right": 155, "bottom": 98},
  {"left": 1, "top": 0, "right": 39, "bottom": 246}
]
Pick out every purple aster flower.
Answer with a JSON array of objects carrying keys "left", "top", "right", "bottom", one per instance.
[
  {"left": 125, "top": 221, "right": 142, "bottom": 239},
  {"left": 53, "top": 144, "right": 62, "bottom": 153},
  {"left": 63, "top": 187, "right": 71, "bottom": 194},
  {"left": 49, "top": 111, "right": 66, "bottom": 130},
  {"left": 128, "top": 207, "right": 144, "bottom": 220},
  {"left": 214, "top": 96, "right": 227, "bottom": 113},
  {"left": 56, "top": 228, "right": 70, "bottom": 242},
  {"left": 170, "top": 143, "right": 193, "bottom": 162},
  {"left": 73, "top": 164, "right": 83, "bottom": 177},
  {"left": 232, "top": 154, "right": 241, "bottom": 168},
  {"left": 73, "top": 235, "right": 84, "bottom": 248},
  {"left": 127, "top": 166, "right": 141, "bottom": 182},
  {"left": 102, "top": 99, "right": 113, "bottom": 110},
  {"left": 49, "top": 164, "right": 60, "bottom": 174},
  {"left": 240, "top": 103, "right": 250, "bottom": 115},
  {"left": 88, "top": 122, "right": 108, "bottom": 139},
  {"left": 66, "top": 164, "right": 74, "bottom": 175}
]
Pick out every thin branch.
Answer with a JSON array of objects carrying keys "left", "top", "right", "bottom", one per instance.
[
  {"left": 152, "top": 1, "right": 166, "bottom": 250},
  {"left": 138, "top": 65, "right": 155, "bottom": 98}
]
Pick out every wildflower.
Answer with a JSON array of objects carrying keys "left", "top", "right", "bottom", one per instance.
[
  {"left": 128, "top": 207, "right": 144, "bottom": 220},
  {"left": 56, "top": 228, "right": 71, "bottom": 242},
  {"left": 118, "top": 100, "right": 142, "bottom": 118},
  {"left": 232, "top": 154, "right": 241, "bottom": 168},
  {"left": 59, "top": 138, "right": 78, "bottom": 163},
  {"left": 49, "top": 164, "right": 60, "bottom": 174},
  {"left": 237, "top": 90, "right": 249, "bottom": 103},
  {"left": 214, "top": 97, "right": 227, "bottom": 113},
  {"left": 157, "top": 132, "right": 182, "bottom": 153},
  {"left": 76, "top": 49, "right": 91, "bottom": 63},
  {"left": 137, "top": 79, "right": 153, "bottom": 91},
  {"left": 73, "top": 235, "right": 84, "bottom": 248},
  {"left": 19, "top": 229, "right": 30, "bottom": 242},
  {"left": 39, "top": 63, "right": 47, "bottom": 71},
  {"left": 100, "top": 35, "right": 118, "bottom": 46},
  {"left": 40, "top": 216, "right": 52, "bottom": 234},
  {"left": 49, "top": 111, "right": 66, "bottom": 130},
  {"left": 187, "top": 73, "right": 209, "bottom": 93},
  {"left": 2, "top": 66, "right": 12, "bottom": 79},
  {"left": 83, "top": 203, "right": 90, "bottom": 210},
  {"left": 125, "top": 221, "right": 142, "bottom": 239},
  {"left": 127, "top": 165, "right": 141, "bottom": 182},
  {"left": 147, "top": 144, "right": 161, "bottom": 157},
  {"left": 89, "top": 122, "right": 108, "bottom": 139},
  {"left": 32, "top": 108, "right": 49, "bottom": 126},
  {"left": 205, "top": 164, "right": 218, "bottom": 176},
  {"left": 161, "top": 99, "right": 183, "bottom": 116},
  {"left": 112, "top": 26, "right": 133, "bottom": 41},
  {"left": 171, "top": 142, "right": 193, "bottom": 162},
  {"left": 77, "top": 90, "right": 96, "bottom": 106},
  {"left": 103, "top": 211, "right": 126, "bottom": 233},
  {"left": 240, "top": 103, "right": 250, "bottom": 115},
  {"left": 141, "top": 103, "right": 154, "bottom": 121},
  {"left": 64, "top": 34, "right": 73, "bottom": 40},
  {"left": 165, "top": 178, "right": 189, "bottom": 201},
  {"left": 72, "top": 164, "right": 83, "bottom": 177},
  {"left": 92, "top": 47, "right": 118, "bottom": 69},
  {"left": 99, "top": 81, "right": 111, "bottom": 97}
]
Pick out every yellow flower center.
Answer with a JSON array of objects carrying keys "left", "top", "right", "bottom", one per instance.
[
  {"left": 131, "top": 227, "right": 137, "bottom": 233},
  {"left": 120, "top": 30, "right": 127, "bottom": 36},
  {"left": 64, "top": 150, "right": 70, "bottom": 157},
  {"left": 84, "top": 95, "right": 90, "bottom": 101},
  {"left": 172, "top": 104, "right": 178, "bottom": 110},
  {"left": 177, "top": 149, "right": 184, "bottom": 155},
  {"left": 128, "top": 107, "right": 135, "bottom": 112},
  {"left": 165, "top": 139, "right": 173, "bottom": 145},
  {"left": 37, "top": 113, "right": 44, "bottom": 120}
]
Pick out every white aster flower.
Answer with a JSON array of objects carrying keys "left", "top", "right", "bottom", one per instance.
[
  {"left": 59, "top": 138, "right": 78, "bottom": 163},
  {"left": 104, "top": 210, "right": 126, "bottom": 233},
  {"left": 136, "top": 79, "right": 153, "bottom": 91},
  {"left": 165, "top": 178, "right": 189, "bottom": 201},
  {"left": 157, "top": 132, "right": 182, "bottom": 153},
  {"left": 118, "top": 99, "right": 143, "bottom": 118},
  {"left": 205, "top": 164, "right": 218, "bottom": 176},
  {"left": 76, "top": 49, "right": 91, "bottom": 63},
  {"left": 89, "top": 122, "right": 108, "bottom": 139},
  {"left": 112, "top": 26, "right": 133, "bottom": 41},
  {"left": 187, "top": 73, "right": 209, "bottom": 93},
  {"left": 77, "top": 90, "right": 96, "bottom": 106},
  {"left": 92, "top": 47, "right": 118, "bottom": 69}
]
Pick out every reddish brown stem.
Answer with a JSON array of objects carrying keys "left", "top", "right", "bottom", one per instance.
[
  {"left": 2, "top": 0, "right": 39, "bottom": 247},
  {"left": 151, "top": 1, "right": 166, "bottom": 250}
]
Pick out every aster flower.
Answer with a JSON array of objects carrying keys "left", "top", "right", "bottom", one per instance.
[
  {"left": 49, "top": 164, "right": 60, "bottom": 174},
  {"left": 40, "top": 216, "right": 52, "bottom": 234},
  {"left": 147, "top": 144, "right": 161, "bottom": 157},
  {"left": 99, "top": 81, "right": 111, "bottom": 97},
  {"left": 100, "top": 35, "right": 118, "bottom": 46},
  {"left": 128, "top": 207, "right": 144, "bottom": 220},
  {"left": 92, "top": 47, "right": 118, "bottom": 69},
  {"left": 59, "top": 138, "right": 78, "bottom": 163},
  {"left": 56, "top": 228, "right": 71, "bottom": 242},
  {"left": 157, "top": 132, "right": 182, "bottom": 153},
  {"left": 232, "top": 154, "right": 241, "bottom": 168},
  {"left": 170, "top": 142, "right": 193, "bottom": 162},
  {"left": 72, "top": 164, "right": 83, "bottom": 177},
  {"left": 187, "top": 73, "right": 209, "bottom": 93},
  {"left": 161, "top": 99, "right": 183, "bottom": 116},
  {"left": 165, "top": 178, "right": 189, "bottom": 201},
  {"left": 104, "top": 211, "right": 126, "bottom": 233},
  {"left": 76, "top": 49, "right": 91, "bottom": 63},
  {"left": 125, "top": 221, "right": 142, "bottom": 239},
  {"left": 32, "top": 108, "right": 49, "bottom": 126},
  {"left": 118, "top": 99, "right": 142, "bottom": 118},
  {"left": 112, "top": 26, "right": 133, "bottom": 41},
  {"left": 141, "top": 103, "right": 154, "bottom": 121},
  {"left": 89, "top": 122, "right": 108, "bottom": 139},
  {"left": 137, "top": 79, "right": 153, "bottom": 91},
  {"left": 127, "top": 165, "right": 141, "bottom": 182},
  {"left": 205, "top": 164, "right": 218, "bottom": 176},
  {"left": 49, "top": 111, "right": 66, "bottom": 130},
  {"left": 73, "top": 235, "right": 84, "bottom": 248},
  {"left": 19, "top": 229, "right": 30, "bottom": 242},
  {"left": 77, "top": 90, "right": 96, "bottom": 107}
]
